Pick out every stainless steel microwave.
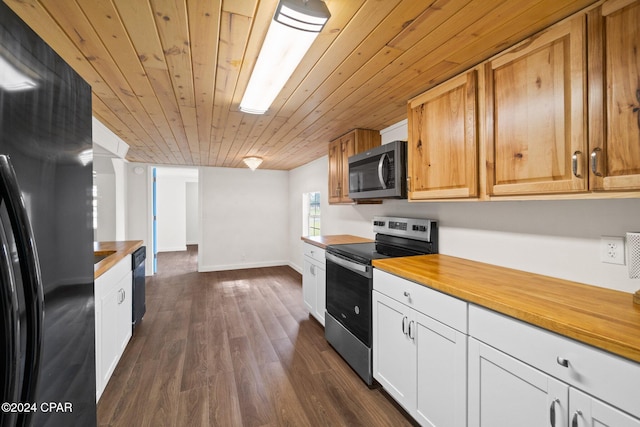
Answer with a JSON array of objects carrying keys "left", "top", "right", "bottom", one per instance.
[{"left": 348, "top": 140, "right": 407, "bottom": 199}]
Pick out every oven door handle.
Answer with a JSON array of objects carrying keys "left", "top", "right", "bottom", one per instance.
[{"left": 326, "top": 252, "right": 372, "bottom": 278}]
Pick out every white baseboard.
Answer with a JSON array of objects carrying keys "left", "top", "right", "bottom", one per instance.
[
  {"left": 198, "top": 260, "right": 289, "bottom": 272},
  {"left": 157, "top": 246, "right": 187, "bottom": 252}
]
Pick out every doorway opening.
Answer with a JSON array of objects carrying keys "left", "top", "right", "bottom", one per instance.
[{"left": 152, "top": 166, "right": 199, "bottom": 274}]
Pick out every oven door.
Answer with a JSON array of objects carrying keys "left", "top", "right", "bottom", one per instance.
[{"left": 325, "top": 252, "right": 372, "bottom": 347}]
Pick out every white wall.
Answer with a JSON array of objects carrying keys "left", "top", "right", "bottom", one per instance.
[
  {"left": 186, "top": 182, "right": 199, "bottom": 244},
  {"left": 94, "top": 172, "right": 116, "bottom": 242},
  {"left": 126, "top": 164, "right": 152, "bottom": 275},
  {"left": 199, "top": 166, "right": 289, "bottom": 271},
  {"left": 156, "top": 175, "right": 186, "bottom": 252},
  {"left": 288, "top": 135, "right": 640, "bottom": 294},
  {"left": 155, "top": 167, "right": 198, "bottom": 252},
  {"left": 93, "top": 117, "right": 129, "bottom": 242}
]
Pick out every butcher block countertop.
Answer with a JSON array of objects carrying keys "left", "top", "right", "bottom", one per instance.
[
  {"left": 94, "top": 240, "right": 143, "bottom": 279},
  {"left": 373, "top": 254, "right": 640, "bottom": 364},
  {"left": 301, "top": 234, "right": 373, "bottom": 249}
]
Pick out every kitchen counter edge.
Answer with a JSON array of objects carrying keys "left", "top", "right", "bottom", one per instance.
[
  {"left": 372, "top": 254, "right": 640, "bottom": 364},
  {"left": 94, "top": 240, "right": 144, "bottom": 279},
  {"left": 301, "top": 234, "right": 373, "bottom": 249}
]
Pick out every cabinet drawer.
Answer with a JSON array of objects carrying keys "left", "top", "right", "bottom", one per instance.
[
  {"left": 373, "top": 269, "right": 467, "bottom": 333},
  {"left": 303, "top": 242, "right": 325, "bottom": 265},
  {"left": 95, "top": 255, "right": 131, "bottom": 295},
  {"left": 469, "top": 305, "right": 640, "bottom": 418}
]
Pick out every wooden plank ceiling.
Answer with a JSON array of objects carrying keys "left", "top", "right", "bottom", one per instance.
[{"left": 4, "top": 0, "right": 598, "bottom": 170}]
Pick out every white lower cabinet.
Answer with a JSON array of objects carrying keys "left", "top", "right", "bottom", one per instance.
[
  {"left": 95, "top": 255, "right": 132, "bottom": 401},
  {"left": 570, "top": 388, "right": 640, "bottom": 427},
  {"left": 302, "top": 243, "right": 326, "bottom": 326},
  {"left": 373, "top": 270, "right": 467, "bottom": 427},
  {"left": 468, "top": 337, "right": 569, "bottom": 427},
  {"left": 468, "top": 305, "right": 640, "bottom": 427}
]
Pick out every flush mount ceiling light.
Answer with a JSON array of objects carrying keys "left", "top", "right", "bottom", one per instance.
[
  {"left": 0, "top": 54, "right": 37, "bottom": 91},
  {"left": 243, "top": 156, "right": 263, "bottom": 171},
  {"left": 239, "top": 0, "right": 331, "bottom": 115}
]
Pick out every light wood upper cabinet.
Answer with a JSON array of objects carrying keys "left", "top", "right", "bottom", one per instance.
[
  {"left": 485, "top": 15, "right": 588, "bottom": 196},
  {"left": 328, "top": 129, "right": 380, "bottom": 204},
  {"left": 588, "top": 0, "right": 640, "bottom": 191},
  {"left": 408, "top": 70, "right": 479, "bottom": 200}
]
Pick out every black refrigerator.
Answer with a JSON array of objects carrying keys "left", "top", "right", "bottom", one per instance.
[{"left": 0, "top": 3, "right": 96, "bottom": 427}]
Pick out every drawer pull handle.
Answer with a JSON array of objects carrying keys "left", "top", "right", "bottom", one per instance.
[
  {"left": 550, "top": 398, "right": 559, "bottom": 427},
  {"left": 556, "top": 356, "right": 569, "bottom": 367},
  {"left": 571, "top": 410, "right": 582, "bottom": 427},
  {"left": 403, "top": 291, "right": 410, "bottom": 298}
]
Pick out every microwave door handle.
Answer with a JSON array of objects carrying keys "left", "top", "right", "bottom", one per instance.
[
  {"left": 377, "top": 153, "right": 389, "bottom": 189},
  {"left": 0, "top": 155, "right": 44, "bottom": 425}
]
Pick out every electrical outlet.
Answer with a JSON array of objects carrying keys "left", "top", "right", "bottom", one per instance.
[{"left": 600, "top": 236, "right": 625, "bottom": 265}]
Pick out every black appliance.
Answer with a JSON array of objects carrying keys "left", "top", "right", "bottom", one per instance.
[
  {"left": 0, "top": 3, "right": 96, "bottom": 426},
  {"left": 131, "top": 246, "right": 146, "bottom": 331},
  {"left": 325, "top": 216, "right": 437, "bottom": 385},
  {"left": 348, "top": 140, "right": 407, "bottom": 199}
]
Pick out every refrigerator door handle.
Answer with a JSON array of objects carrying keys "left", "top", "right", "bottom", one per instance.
[
  {"left": 0, "top": 155, "right": 44, "bottom": 425},
  {"left": 0, "top": 223, "right": 20, "bottom": 427}
]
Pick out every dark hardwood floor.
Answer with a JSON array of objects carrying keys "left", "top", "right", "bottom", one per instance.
[{"left": 97, "top": 245, "right": 415, "bottom": 426}]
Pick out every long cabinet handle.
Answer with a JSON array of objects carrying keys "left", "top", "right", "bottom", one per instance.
[
  {"left": 572, "top": 151, "right": 582, "bottom": 178},
  {"left": 401, "top": 316, "right": 408, "bottom": 335},
  {"left": 0, "top": 155, "right": 44, "bottom": 427},
  {"left": 571, "top": 410, "right": 582, "bottom": 427},
  {"left": 590, "top": 148, "right": 603, "bottom": 177},
  {"left": 549, "top": 398, "right": 559, "bottom": 427},
  {"left": 408, "top": 320, "right": 415, "bottom": 340}
]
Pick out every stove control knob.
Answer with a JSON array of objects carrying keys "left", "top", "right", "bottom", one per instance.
[{"left": 418, "top": 226, "right": 427, "bottom": 232}]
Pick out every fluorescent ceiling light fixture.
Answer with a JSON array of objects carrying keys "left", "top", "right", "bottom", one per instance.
[
  {"left": 0, "top": 54, "right": 37, "bottom": 91},
  {"left": 243, "top": 156, "right": 263, "bottom": 171},
  {"left": 239, "top": 0, "right": 330, "bottom": 115}
]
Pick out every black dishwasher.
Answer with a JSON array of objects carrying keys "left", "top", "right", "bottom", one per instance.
[{"left": 132, "top": 246, "right": 146, "bottom": 331}]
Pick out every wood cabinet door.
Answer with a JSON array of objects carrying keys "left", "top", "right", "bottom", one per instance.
[
  {"left": 485, "top": 15, "right": 588, "bottom": 196},
  {"left": 327, "top": 138, "right": 342, "bottom": 203},
  {"left": 468, "top": 338, "right": 569, "bottom": 427},
  {"left": 339, "top": 133, "right": 356, "bottom": 203},
  {"left": 408, "top": 70, "right": 478, "bottom": 199},
  {"left": 588, "top": 0, "right": 640, "bottom": 191}
]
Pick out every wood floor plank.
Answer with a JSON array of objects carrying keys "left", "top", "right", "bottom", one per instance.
[
  {"left": 145, "top": 339, "right": 186, "bottom": 427},
  {"left": 208, "top": 371, "right": 243, "bottom": 426},
  {"left": 177, "top": 386, "right": 209, "bottom": 427},
  {"left": 262, "top": 361, "right": 313, "bottom": 427},
  {"left": 181, "top": 322, "right": 209, "bottom": 391},
  {"left": 229, "top": 336, "right": 274, "bottom": 427},
  {"left": 206, "top": 312, "right": 234, "bottom": 376},
  {"left": 97, "top": 246, "right": 415, "bottom": 426}
]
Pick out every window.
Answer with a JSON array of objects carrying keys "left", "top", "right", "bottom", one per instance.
[{"left": 303, "top": 192, "right": 321, "bottom": 236}]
